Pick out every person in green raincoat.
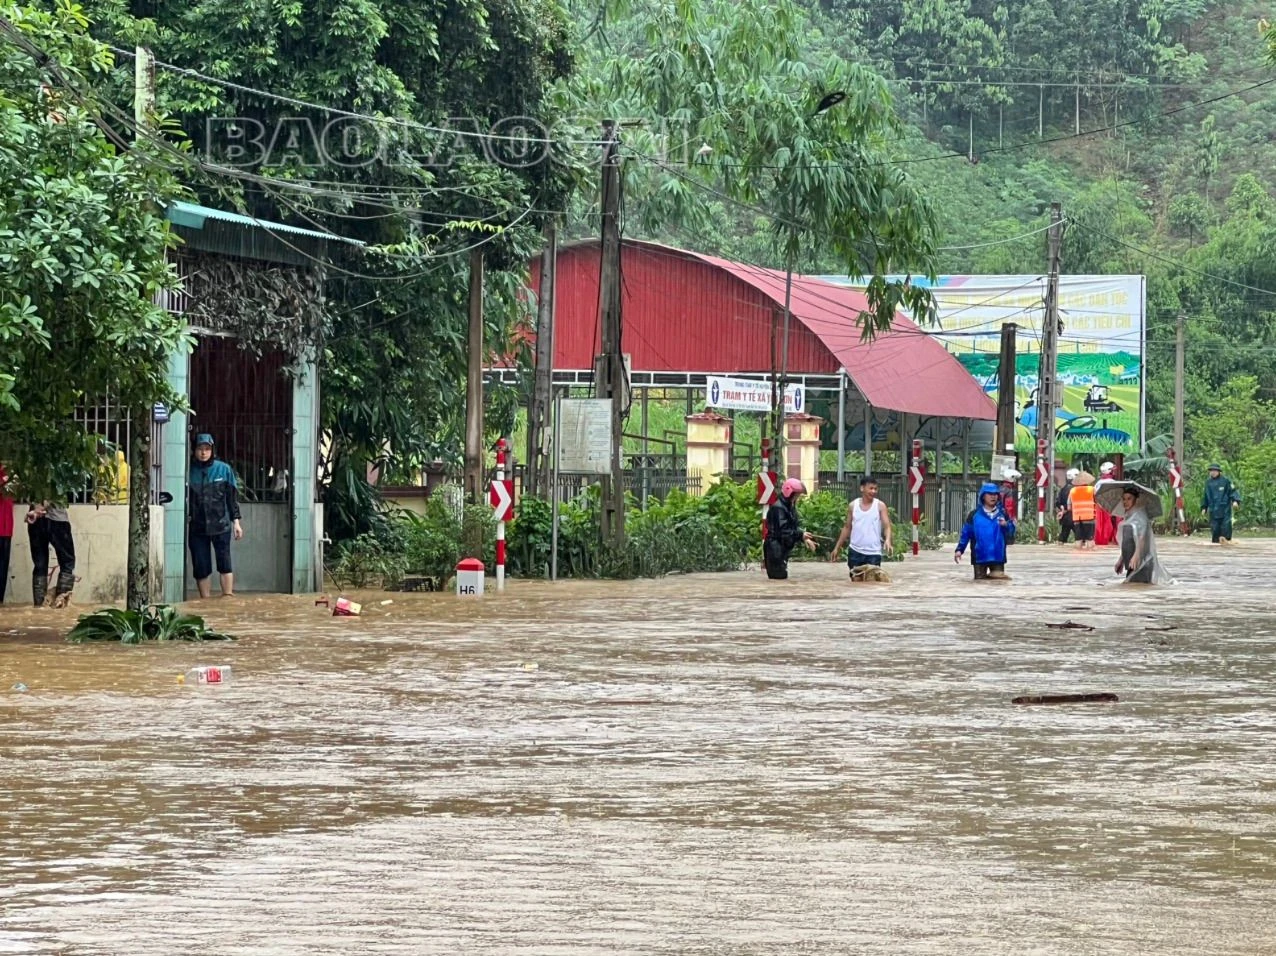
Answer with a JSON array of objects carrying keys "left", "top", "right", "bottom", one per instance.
[{"left": 1200, "top": 463, "right": 1240, "bottom": 544}]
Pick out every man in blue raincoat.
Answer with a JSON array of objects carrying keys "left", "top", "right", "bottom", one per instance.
[
  {"left": 1200, "top": 463, "right": 1240, "bottom": 544},
  {"left": 954, "top": 482, "right": 1016, "bottom": 580}
]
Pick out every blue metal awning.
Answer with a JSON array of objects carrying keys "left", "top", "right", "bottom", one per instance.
[{"left": 165, "top": 200, "right": 364, "bottom": 247}]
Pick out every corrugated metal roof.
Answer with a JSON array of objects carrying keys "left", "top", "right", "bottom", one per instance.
[
  {"left": 165, "top": 200, "right": 364, "bottom": 246},
  {"left": 537, "top": 239, "right": 996, "bottom": 421}
]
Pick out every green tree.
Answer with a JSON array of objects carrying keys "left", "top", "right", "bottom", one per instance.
[
  {"left": 572, "top": 0, "right": 941, "bottom": 330},
  {"left": 0, "top": 1, "right": 186, "bottom": 507},
  {"left": 83, "top": 0, "right": 579, "bottom": 541}
]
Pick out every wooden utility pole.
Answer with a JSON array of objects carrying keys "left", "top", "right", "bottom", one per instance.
[
  {"left": 463, "top": 247, "right": 485, "bottom": 504},
  {"left": 1037, "top": 202, "right": 1064, "bottom": 477},
  {"left": 126, "top": 45, "right": 157, "bottom": 613},
  {"left": 995, "top": 322, "right": 1018, "bottom": 454},
  {"left": 527, "top": 221, "right": 557, "bottom": 497},
  {"left": 595, "top": 121, "right": 625, "bottom": 548},
  {"left": 1174, "top": 310, "right": 1186, "bottom": 466}
]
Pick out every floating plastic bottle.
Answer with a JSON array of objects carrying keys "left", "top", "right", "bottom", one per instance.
[{"left": 181, "top": 665, "right": 232, "bottom": 685}]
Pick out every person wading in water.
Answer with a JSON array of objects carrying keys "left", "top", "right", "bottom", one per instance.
[
  {"left": 763, "top": 478, "right": 815, "bottom": 580},
  {"left": 954, "top": 482, "right": 1015, "bottom": 580},
  {"left": 829, "top": 475, "right": 892, "bottom": 575}
]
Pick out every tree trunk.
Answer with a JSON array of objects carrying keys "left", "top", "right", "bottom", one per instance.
[{"left": 126, "top": 407, "right": 151, "bottom": 612}]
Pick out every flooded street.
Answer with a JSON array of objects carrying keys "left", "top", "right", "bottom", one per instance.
[{"left": 2, "top": 536, "right": 1275, "bottom": 954}]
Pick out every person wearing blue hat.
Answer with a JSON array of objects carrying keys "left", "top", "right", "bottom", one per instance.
[
  {"left": 1200, "top": 463, "right": 1240, "bottom": 544},
  {"left": 188, "top": 433, "right": 243, "bottom": 597}
]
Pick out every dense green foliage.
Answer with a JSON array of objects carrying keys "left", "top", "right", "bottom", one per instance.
[
  {"left": 0, "top": 2, "right": 186, "bottom": 501},
  {"left": 67, "top": 605, "right": 233, "bottom": 643},
  {"left": 81, "top": 0, "right": 579, "bottom": 539}
]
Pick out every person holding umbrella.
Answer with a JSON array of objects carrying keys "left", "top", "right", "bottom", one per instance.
[{"left": 1095, "top": 482, "right": 1171, "bottom": 584}]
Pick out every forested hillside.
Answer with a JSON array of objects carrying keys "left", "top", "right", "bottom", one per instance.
[{"left": 572, "top": 0, "right": 1276, "bottom": 470}]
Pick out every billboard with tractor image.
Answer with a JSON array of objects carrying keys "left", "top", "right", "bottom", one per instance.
[{"left": 819, "top": 273, "right": 1146, "bottom": 457}]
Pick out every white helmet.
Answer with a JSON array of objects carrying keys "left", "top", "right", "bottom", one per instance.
[
  {"left": 1002, "top": 468, "right": 1021, "bottom": 480},
  {"left": 1100, "top": 461, "right": 1115, "bottom": 474},
  {"left": 1066, "top": 468, "right": 1080, "bottom": 479}
]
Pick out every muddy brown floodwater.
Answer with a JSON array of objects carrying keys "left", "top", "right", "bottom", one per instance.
[{"left": 2, "top": 536, "right": 1275, "bottom": 954}]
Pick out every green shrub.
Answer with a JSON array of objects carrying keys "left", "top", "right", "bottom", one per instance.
[
  {"left": 67, "top": 606, "right": 234, "bottom": 644},
  {"left": 402, "top": 494, "right": 462, "bottom": 584},
  {"left": 329, "top": 521, "right": 408, "bottom": 589}
]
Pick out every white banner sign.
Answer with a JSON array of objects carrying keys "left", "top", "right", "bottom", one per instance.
[
  {"left": 705, "top": 377, "right": 806, "bottom": 414},
  {"left": 557, "top": 398, "right": 613, "bottom": 475}
]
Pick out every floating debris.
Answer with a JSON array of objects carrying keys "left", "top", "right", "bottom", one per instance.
[
  {"left": 1012, "top": 692, "right": 1118, "bottom": 705},
  {"left": 1045, "top": 621, "right": 1095, "bottom": 631}
]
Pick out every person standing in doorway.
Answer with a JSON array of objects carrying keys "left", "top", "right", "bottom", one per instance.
[
  {"left": 1055, "top": 467, "right": 1078, "bottom": 544},
  {"left": 26, "top": 500, "right": 75, "bottom": 607},
  {"left": 188, "top": 433, "right": 243, "bottom": 598},
  {"left": 830, "top": 475, "right": 893, "bottom": 574},
  {"left": 1200, "top": 463, "right": 1240, "bottom": 544},
  {"left": 0, "top": 464, "right": 13, "bottom": 604}
]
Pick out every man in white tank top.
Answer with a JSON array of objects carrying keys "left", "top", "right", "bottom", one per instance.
[{"left": 830, "top": 475, "right": 892, "bottom": 572}]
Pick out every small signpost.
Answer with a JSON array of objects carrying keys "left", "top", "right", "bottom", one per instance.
[
  {"left": 490, "top": 438, "right": 514, "bottom": 591},
  {"left": 1035, "top": 438, "right": 1049, "bottom": 543},
  {"left": 909, "top": 439, "right": 923, "bottom": 556},
  {"left": 1168, "top": 448, "right": 1188, "bottom": 535}
]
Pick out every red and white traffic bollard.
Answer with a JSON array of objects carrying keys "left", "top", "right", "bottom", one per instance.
[
  {"left": 909, "top": 439, "right": 922, "bottom": 556},
  {"left": 759, "top": 438, "right": 773, "bottom": 541},
  {"left": 1035, "top": 438, "right": 1048, "bottom": 543},
  {"left": 496, "top": 439, "right": 507, "bottom": 590},
  {"left": 1168, "top": 447, "right": 1188, "bottom": 535}
]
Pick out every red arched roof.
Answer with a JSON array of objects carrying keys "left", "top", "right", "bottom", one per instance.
[{"left": 530, "top": 239, "right": 995, "bottom": 421}]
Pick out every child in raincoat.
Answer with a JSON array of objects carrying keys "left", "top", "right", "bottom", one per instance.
[{"left": 955, "top": 482, "right": 1016, "bottom": 580}]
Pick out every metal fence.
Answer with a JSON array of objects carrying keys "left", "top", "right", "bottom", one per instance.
[
  {"left": 813, "top": 473, "right": 987, "bottom": 535},
  {"left": 65, "top": 396, "right": 165, "bottom": 505}
]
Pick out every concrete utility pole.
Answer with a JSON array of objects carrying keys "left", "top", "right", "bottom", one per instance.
[
  {"left": 1037, "top": 202, "right": 1064, "bottom": 478},
  {"left": 775, "top": 263, "right": 795, "bottom": 470},
  {"left": 995, "top": 322, "right": 1018, "bottom": 455},
  {"left": 527, "top": 221, "right": 557, "bottom": 497},
  {"left": 595, "top": 120, "right": 625, "bottom": 548},
  {"left": 463, "top": 247, "right": 485, "bottom": 504},
  {"left": 1174, "top": 310, "right": 1186, "bottom": 469},
  {"left": 126, "top": 45, "right": 157, "bottom": 613}
]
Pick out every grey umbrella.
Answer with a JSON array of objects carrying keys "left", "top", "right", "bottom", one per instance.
[{"left": 1094, "top": 479, "right": 1163, "bottom": 519}]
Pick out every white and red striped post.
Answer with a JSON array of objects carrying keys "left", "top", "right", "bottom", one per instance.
[
  {"left": 910, "top": 439, "right": 922, "bottom": 556},
  {"left": 760, "top": 437, "right": 772, "bottom": 537},
  {"left": 495, "top": 438, "right": 507, "bottom": 591},
  {"left": 1035, "top": 437, "right": 1048, "bottom": 543},
  {"left": 1168, "top": 447, "right": 1188, "bottom": 535}
]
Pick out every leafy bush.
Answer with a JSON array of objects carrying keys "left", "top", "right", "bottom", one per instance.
[
  {"left": 329, "top": 522, "right": 408, "bottom": 589},
  {"left": 67, "top": 606, "right": 234, "bottom": 644},
  {"left": 401, "top": 493, "right": 462, "bottom": 584}
]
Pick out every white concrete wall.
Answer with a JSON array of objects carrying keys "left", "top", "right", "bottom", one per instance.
[{"left": 4, "top": 504, "right": 165, "bottom": 606}]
